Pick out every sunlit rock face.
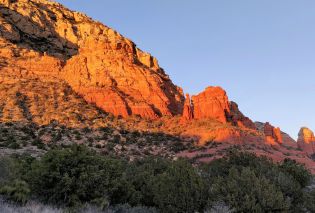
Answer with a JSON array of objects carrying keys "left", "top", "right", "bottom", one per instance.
[
  {"left": 181, "top": 94, "right": 194, "bottom": 122},
  {"left": 263, "top": 122, "right": 283, "bottom": 145},
  {"left": 0, "top": 0, "right": 184, "bottom": 119},
  {"left": 181, "top": 87, "right": 256, "bottom": 130},
  {"left": 227, "top": 101, "right": 257, "bottom": 130},
  {"left": 191, "top": 86, "right": 230, "bottom": 123},
  {"left": 297, "top": 127, "right": 315, "bottom": 155}
]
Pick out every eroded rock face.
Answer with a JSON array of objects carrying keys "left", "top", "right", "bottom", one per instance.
[
  {"left": 182, "top": 87, "right": 256, "bottom": 130},
  {"left": 181, "top": 94, "right": 193, "bottom": 121},
  {"left": 263, "top": 122, "right": 283, "bottom": 145},
  {"left": 191, "top": 86, "right": 230, "bottom": 123},
  {"left": 63, "top": 38, "right": 184, "bottom": 118},
  {"left": 0, "top": 0, "right": 184, "bottom": 118},
  {"left": 227, "top": 101, "right": 256, "bottom": 130},
  {"left": 297, "top": 127, "right": 315, "bottom": 155}
]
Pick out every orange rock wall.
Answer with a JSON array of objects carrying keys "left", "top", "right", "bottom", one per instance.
[
  {"left": 0, "top": 0, "right": 185, "bottom": 119},
  {"left": 297, "top": 127, "right": 315, "bottom": 155},
  {"left": 191, "top": 86, "right": 230, "bottom": 123}
]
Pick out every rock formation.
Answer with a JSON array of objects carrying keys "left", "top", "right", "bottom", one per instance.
[
  {"left": 263, "top": 122, "right": 283, "bottom": 144},
  {"left": 297, "top": 127, "right": 315, "bottom": 155},
  {"left": 255, "top": 122, "right": 283, "bottom": 145},
  {"left": 0, "top": 0, "right": 184, "bottom": 119},
  {"left": 181, "top": 94, "right": 194, "bottom": 121},
  {"left": 227, "top": 101, "right": 256, "bottom": 129},
  {"left": 181, "top": 87, "right": 256, "bottom": 130},
  {"left": 0, "top": 0, "right": 315, "bottom": 174},
  {"left": 191, "top": 86, "right": 230, "bottom": 123}
]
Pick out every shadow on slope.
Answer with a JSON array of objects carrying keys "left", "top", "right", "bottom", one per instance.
[{"left": 0, "top": 2, "right": 78, "bottom": 59}]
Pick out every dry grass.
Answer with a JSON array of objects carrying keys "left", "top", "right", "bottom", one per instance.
[
  {"left": 0, "top": 199, "right": 158, "bottom": 213},
  {"left": 0, "top": 199, "right": 62, "bottom": 213}
]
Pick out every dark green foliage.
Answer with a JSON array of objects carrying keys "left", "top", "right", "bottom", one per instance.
[
  {"left": 0, "top": 180, "right": 30, "bottom": 204},
  {"left": 149, "top": 160, "right": 206, "bottom": 212},
  {"left": 7, "top": 142, "right": 20, "bottom": 149},
  {"left": 211, "top": 167, "right": 289, "bottom": 212},
  {"left": 31, "top": 138, "right": 45, "bottom": 150},
  {"left": 108, "top": 204, "right": 158, "bottom": 213},
  {"left": 27, "top": 145, "right": 127, "bottom": 207},
  {"left": 201, "top": 151, "right": 313, "bottom": 212},
  {"left": 126, "top": 158, "right": 206, "bottom": 212},
  {"left": 279, "top": 158, "right": 312, "bottom": 188},
  {"left": 0, "top": 155, "right": 34, "bottom": 204},
  {"left": 305, "top": 189, "right": 315, "bottom": 212},
  {"left": 0, "top": 146, "right": 314, "bottom": 212},
  {"left": 0, "top": 157, "right": 13, "bottom": 185}
]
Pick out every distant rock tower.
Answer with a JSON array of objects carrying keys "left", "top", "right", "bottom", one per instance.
[
  {"left": 297, "top": 127, "right": 315, "bottom": 155},
  {"left": 264, "top": 122, "right": 283, "bottom": 145},
  {"left": 181, "top": 94, "right": 194, "bottom": 121}
]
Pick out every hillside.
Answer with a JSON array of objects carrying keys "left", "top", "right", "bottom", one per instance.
[{"left": 0, "top": 0, "right": 314, "bottom": 174}]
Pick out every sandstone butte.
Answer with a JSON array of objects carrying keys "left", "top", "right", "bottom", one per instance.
[
  {"left": 0, "top": 0, "right": 314, "bottom": 166},
  {"left": 298, "top": 127, "right": 315, "bottom": 155}
]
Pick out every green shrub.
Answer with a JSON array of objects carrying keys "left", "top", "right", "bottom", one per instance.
[
  {"left": 0, "top": 180, "right": 30, "bottom": 204},
  {"left": 201, "top": 151, "right": 313, "bottom": 212},
  {"left": 8, "top": 142, "right": 20, "bottom": 149},
  {"left": 211, "top": 167, "right": 289, "bottom": 212},
  {"left": 150, "top": 160, "right": 206, "bottom": 212},
  {"left": 0, "top": 146, "right": 313, "bottom": 212},
  {"left": 305, "top": 189, "right": 315, "bottom": 212},
  {"left": 126, "top": 158, "right": 207, "bottom": 212},
  {"left": 27, "top": 145, "right": 128, "bottom": 207},
  {"left": 279, "top": 158, "right": 312, "bottom": 188}
]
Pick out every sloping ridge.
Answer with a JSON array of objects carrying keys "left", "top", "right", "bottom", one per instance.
[
  {"left": 0, "top": 0, "right": 184, "bottom": 119},
  {"left": 0, "top": 0, "right": 314, "bottom": 172}
]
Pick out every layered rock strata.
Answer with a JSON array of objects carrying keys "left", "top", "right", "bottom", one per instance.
[
  {"left": 297, "top": 127, "right": 315, "bottom": 155},
  {"left": 0, "top": 0, "right": 184, "bottom": 119}
]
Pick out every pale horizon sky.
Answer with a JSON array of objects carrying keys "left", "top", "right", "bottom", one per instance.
[{"left": 56, "top": 0, "right": 315, "bottom": 139}]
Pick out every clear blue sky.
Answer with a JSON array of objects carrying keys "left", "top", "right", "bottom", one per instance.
[{"left": 56, "top": 0, "right": 315, "bottom": 139}]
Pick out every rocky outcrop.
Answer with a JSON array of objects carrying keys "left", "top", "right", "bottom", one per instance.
[
  {"left": 227, "top": 101, "right": 256, "bottom": 130},
  {"left": 191, "top": 86, "right": 230, "bottom": 123},
  {"left": 281, "top": 132, "right": 297, "bottom": 147},
  {"left": 263, "top": 122, "right": 283, "bottom": 144},
  {"left": 0, "top": 0, "right": 184, "bottom": 118},
  {"left": 182, "top": 87, "right": 256, "bottom": 130},
  {"left": 255, "top": 122, "right": 283, "bottom": 145},
  {"left": 297, "top": 127, "right": 315, "bottom": 155},
  {"left": 181, "top": 94, "right": 193, "bottom": 121}
]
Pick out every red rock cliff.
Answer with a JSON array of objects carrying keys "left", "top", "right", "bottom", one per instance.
[
  {"left": 181, "top": 94, "right": 194, "bottom": 121},
  {"left": 191, "top": 86, "right": 230, "bottom": 123},
  {"left": 0, "top": 0, "right": 184, "bottom": 119},
  {"left": 227, "top": 101, "right": 256, "bottom": 129},
  {"left": 182, "top": 87, "right": 256, "bottom": 130},
  {"left": 297, "top": 127, "right": 315, "bottom": 155},
  {"left": 263, "top": 122, "right": 283, "bottom": 145}
]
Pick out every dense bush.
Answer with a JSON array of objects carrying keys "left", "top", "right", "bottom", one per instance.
[
  {"left": 211, "top": 167, "right": 289, "bottom": 212},
  {"left": 126, "top": 158, "right": 206, "bottom": 212},
  {"left": 0, "top": 146, "right": 314, "bottom": 212},
  {"left": 305, "top": 189, "right": 315, "bottom": 212},
  {"left": 201, "top": 151, "right": 312, "bottom": 212},
  {"left": 0, "top": 180, "right": 30, "bottom": 204},
  {"left": 279, "top": 158, "right": 312, "bottom": 188},
  {"left": 27, "top": 145, "right": 127, "bottom": 207}
]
